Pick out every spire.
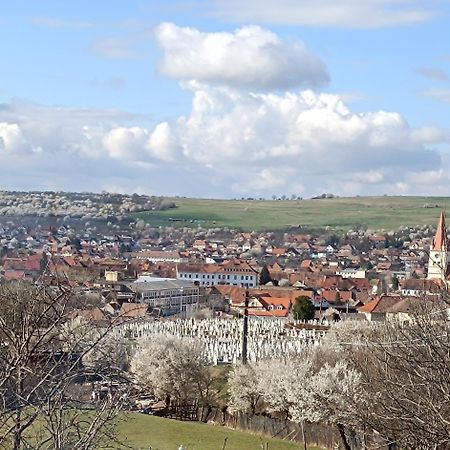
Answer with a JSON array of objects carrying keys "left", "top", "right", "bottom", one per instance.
[{"left": 432, "top": 211, "right": 447, "bottom": 251}]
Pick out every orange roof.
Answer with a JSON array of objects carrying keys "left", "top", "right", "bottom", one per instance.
[
  {"left": 358, "top": 298, "right": 381, "bottom": 313},
  {"left": 119, "top": 303, "right": 148, "bottom": 318},
  {"left": 248, "top": 309, "right": 289, "bottom": 317},
  {"left": 258, "top": 296, "right": 291, "bottom": 309},
  {"left": 212, "top": 285, "right": 246, "bottom": 305},
  {"left": 321, "top": 290, "right": 353, "bottom": 303},
  {"left": 432, "top": 211, "right": 448, "bottom": 251},
  {"left": 359, "top": 295, "right": 403, "bottom": 314},
  {"left": 68, "top": 307, "right": 107, "bottom": 322}
]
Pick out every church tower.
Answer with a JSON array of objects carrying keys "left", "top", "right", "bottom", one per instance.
[{"left": 427, "top": 211, "right": 449, "bottom": 280}]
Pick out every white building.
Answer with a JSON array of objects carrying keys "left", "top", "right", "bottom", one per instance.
[
  {"left": 130, "top": 278, "right": 201, "bottom": 317},
  {"left": 177, "top": 260, "right": 258, "bottom": 288},
  {"left": 336, "top": 268, "right": 366, "bottom": 279}
]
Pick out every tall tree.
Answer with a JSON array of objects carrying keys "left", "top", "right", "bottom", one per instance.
[
  {"left": 259, "top": 265, "right": 272, "bottom": 285},
  {"left": 292, "top": 296, "right": 315, "bottom": 321}
]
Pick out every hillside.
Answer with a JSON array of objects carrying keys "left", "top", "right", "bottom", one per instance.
[{"left": 134, "top": 196, "right": 449, "bottom": 232}]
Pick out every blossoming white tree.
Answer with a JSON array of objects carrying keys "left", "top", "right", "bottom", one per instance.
[
  {"left": 228, "top": 362, "right": 263, "bottom": 415},
  {"left": 309, "top": 361, "right": 365, "bottom": 450},
  {"left": 130, "top": 335, "right": 213, "bottom": 419}
]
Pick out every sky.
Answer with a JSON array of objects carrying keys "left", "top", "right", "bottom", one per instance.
[{"left": 1, "top": 0, "right": 450, "bottom": 198}]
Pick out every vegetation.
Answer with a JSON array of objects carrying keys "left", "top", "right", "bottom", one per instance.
[
  {"left": 134, "top": 196, "right": 450, "bottom": 231},
  {"left": 0, "top": 190, "right": 175, "bottom": 219},
  {"left": 293, "top": 296, "right": 316, "bottom": 321},
  {"left": 131, "top": 336, "right": 215, "bottom": 421},
  {"left": 0, "top": 282, "right": 128, "bottom": 450},
  {"left": 228, "top": 302, "right": 450, "bottom": 449},
  {"left": 115, "top": 414, "right": 322, "bottom": 450},
  {"left": 259, "top": 265, "right": 272, "bottom": 285}
]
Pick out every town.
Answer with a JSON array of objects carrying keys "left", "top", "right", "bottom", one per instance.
[
  {"left": 1, "top": 193, "right": 449, "bottom": 448},
  {"left": 0, "top": 192, "right": 445, "bottom": 324}
]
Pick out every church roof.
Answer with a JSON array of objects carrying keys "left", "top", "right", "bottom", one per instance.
[{"left": 432, "top": 211, "right": 448, "bottom": 251}]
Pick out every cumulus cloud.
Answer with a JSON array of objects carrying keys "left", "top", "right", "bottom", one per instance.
[
  {"left": 102, "top": 127, "right": 151, "bottom": 160},
  {"left": 161, "top": 85, "right": 440, "bottom": 170},
  {"left": 0, "top": 123, "right": 35, "bottom": 154},
  {"left": 0, "top": 89, "right": 448, "bottom": 198},
  {"left": 147, "top": 84, "right": 446, "bottom": 196},
  {"left": 208, "top": 0, "right": 435, "bottom": 28},
  {"left": 155, "top": 22, "right": 329, "bottom": 90}
]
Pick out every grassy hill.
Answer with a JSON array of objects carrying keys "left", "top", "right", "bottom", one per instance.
[
  {"left": 134, "top": 196, "right": 449, "bottom": 232},
  {"left": 115, "top": 413, "right": 322, "bottom": 450}
]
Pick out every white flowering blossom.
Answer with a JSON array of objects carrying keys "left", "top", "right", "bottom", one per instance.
[
  {"left": 130, "top": 335, "right": 209, "bottom": 404},
  {"left": 228, "top": 362, "right": 263, "bottom": 415}
]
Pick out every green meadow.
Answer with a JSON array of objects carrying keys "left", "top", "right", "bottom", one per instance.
[
  {"left": 115, "top": 413, "right": 323, "bottom": 450},
  {"left": 134, "top": 196, "right": 450, "bottom": 232}
]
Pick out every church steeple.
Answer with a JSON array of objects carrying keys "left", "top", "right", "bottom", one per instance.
[
  {"left": 432, "top": 211, "right": 447, "bottom": 251},
  {"left": 428, "top": 211, "right": 449, "bottom": 280}
]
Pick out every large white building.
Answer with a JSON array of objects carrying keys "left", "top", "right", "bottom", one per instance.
[
  {"left": 177, "top": 260, "right": 258, "bottom": 288},
  {"left": 130, "top": 278, "right": 201, "bottom": 317}
]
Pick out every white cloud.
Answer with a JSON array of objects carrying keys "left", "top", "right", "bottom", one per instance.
[
  {"left": 0, "top": 123, "right": 34, "bottom": 154},
  {"left": 102, "top": 127, "right": 150, "bottom": 160},
  {"left": 89, "top": 77, "right": 126, "bottom": 90},
  {"left": 416, "top": 67, "right": 449, "bottom": 82},
  {"left": 148, "top": 84, "right": 446, "bottom": 195},
  {"left": 91, "top": 36, "right": 142, "bottom": 59},
  {"left": 155, "top": 22, "right": 329, "bottom": 90},
  {"left": 208, "top": 0, "right": 435, "bottom": 28},
  {"left": 31, "top": 16, "right": 94, "bottom": 29},
  {"left": 148, "top": 122, "right": 179, "bottom": 161},
  {"left": 0, "top": 90, "right": 448, "bottom": 198},
  {"left": 421, "top": 88, "right": 450, "bottom": 104}
]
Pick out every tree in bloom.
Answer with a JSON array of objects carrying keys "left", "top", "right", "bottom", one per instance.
[
  {"left": 309, "top": 361, "right": 365, "bottom": 450},
  {"left": 228, "top": 362, "right": 263, "bottom": 415},
  {"left": 130, "top": 335, "right": 213, "bottom": 418}
]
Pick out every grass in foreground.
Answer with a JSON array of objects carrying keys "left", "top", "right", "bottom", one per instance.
[
  {"left": 134, "top": 196, "right": 450, "bottom": 231},
  {"left": 116, "top": 413, "right": 322, "bottom": 450}
]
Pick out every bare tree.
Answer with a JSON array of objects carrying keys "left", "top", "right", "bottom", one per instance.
[
  {"left": 349, "top": 301, "right": 450, "bottom": 449},
  {"left": 0, "top": 281, "right": 128, "bottom": 450}
]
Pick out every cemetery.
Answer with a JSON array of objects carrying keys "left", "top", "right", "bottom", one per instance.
[{"left": 115, "top": 317, "right": 326, "bottom": 364}]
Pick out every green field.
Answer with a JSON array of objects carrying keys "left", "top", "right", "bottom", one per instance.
[
  {"left": 134, "top": 196, "right": 450, "bottom": 232},
  {"left": 116, "top": 414, "right": 321, "bottom": 450}
]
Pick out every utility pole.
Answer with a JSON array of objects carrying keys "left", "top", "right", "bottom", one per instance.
[{"left": 242, "top": 289, "right": 249, "bottom": 364}]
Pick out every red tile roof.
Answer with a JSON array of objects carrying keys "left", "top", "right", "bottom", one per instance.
[
  {"left": 359, "top": 295, "right": 404, "bottom": 314},
  {"left": 432, "top": 211, "right": 448, "bottom": 251}
]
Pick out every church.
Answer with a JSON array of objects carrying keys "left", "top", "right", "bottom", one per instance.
[{"left": 427, "top": 211, "right": 449, "bottom": 281}]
